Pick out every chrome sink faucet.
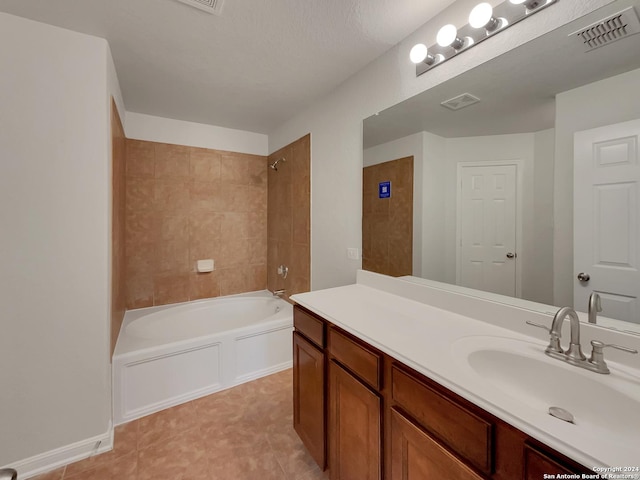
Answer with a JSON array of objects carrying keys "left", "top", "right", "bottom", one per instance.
[
  {"left": 548, "top": 306, "right": 586, "bottom": 363},
  {"left": 527, "top": 306, "right": 638, "bottom": 374},
  {"left": 588, "top": 292, "right": 602, "bottom": 324}
]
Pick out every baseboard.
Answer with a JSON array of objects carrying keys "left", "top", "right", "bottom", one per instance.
[{"left": 6, "top": 423, "right": 113, "bottom": 480}]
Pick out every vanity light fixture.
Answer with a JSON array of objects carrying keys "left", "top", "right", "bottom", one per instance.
[
  {"left": 437, "top": 24, "right": 465, "bottom": 50},
  {"left": 411, "top": 0, "right": 557, "bottom": 76},
  {"left": 469, "top": 3, "right": 501, "bottom": 32}
]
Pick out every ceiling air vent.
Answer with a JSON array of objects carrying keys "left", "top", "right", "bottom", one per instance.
[
  {"left": 175, "top": 0, "right": 225, "bottom": 15},
  {"left": 570, "top": 6, "right": 640, "bottom": 52},
  {"left": 441, "top": 93, "right": 481, "bottom": 111}
]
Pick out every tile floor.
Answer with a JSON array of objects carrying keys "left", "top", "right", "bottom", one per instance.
[{"left": 32, "top": 369, "right": 328, "bottom": 480}]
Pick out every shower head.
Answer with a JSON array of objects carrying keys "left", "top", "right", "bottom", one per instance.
[{"left": 269, "top": 157, "right": 286, "bottom": 171}]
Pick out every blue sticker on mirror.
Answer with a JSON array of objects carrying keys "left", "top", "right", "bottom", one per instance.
[{"left": 379, "top": 181, "right": 391, "bottom": 199}]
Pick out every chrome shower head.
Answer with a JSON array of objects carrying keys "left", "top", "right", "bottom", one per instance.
[{"left": 269, "top": 157, "right": 286, "bottom": 171}]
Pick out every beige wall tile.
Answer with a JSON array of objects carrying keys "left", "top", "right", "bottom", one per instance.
[
  {"left": 219, "top": 267, "right": 249, "bottom": 296},
  {"left": 126, "top": 139, "right": 155, "bottom": 178},
  {"left": 189, "top": 271, "right": 221, "bottom": 301},
  {"left": 155, "top": 179, "right": 190, "bottom": 213},
  {"left": 154, "top": 273, "right": 190, "bottom": 305},
  {"left": 126, "top": 178, "right": 155, "bottom": 213},
  {"left": 221, "top": 153, "right": 249, "bottom": 185},
  {"left": 155, "top": 143, "right": 190, "bottom": 179},
  {"left": 190, "top": 147, "right": 221, "bottom": 182},
  {"left": 124, "top": 138, "right": 269, "bottom": 307},
  {"left": 249, "top": 240, "right": 267, "bottom": 266},
  {"left": 218, "top": 237, "right": 251, "bottom": 268},
  {"left": 155, "top": 240, "right": 190, "bottom": 274},
  {"left": 221, "top": 212, "right": 250, "bottom": 241},
  {"left": 247, "top": 264, "right": 267, "bottom": 292},
  {"left": 266, "top": 135, "right": 310, "bottom": 298}
]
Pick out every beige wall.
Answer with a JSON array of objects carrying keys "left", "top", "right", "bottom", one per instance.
[
  {"left": 111, "top": 100, "right": 126, "bottom": 355},
  {"left": 362, "top": 157, "right": 413, "bottom": 277},
  {"left": 267, "top": 134, "right": 311, "bottom": 299},
  {"left": 125, "top": 139, "right": 268, "bottom": 308}
]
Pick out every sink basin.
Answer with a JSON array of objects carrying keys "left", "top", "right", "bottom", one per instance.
[{"left": 453, "top": 335, "right": 640, "bottom": 446}]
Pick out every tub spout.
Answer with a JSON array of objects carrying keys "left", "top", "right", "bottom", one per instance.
[{"left": 272, "top": 289, "right": 286, "bottom": 297}]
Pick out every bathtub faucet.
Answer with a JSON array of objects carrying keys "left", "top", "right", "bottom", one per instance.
[{"left": 272, "top": 289, "right": 286, "bottom": 297}]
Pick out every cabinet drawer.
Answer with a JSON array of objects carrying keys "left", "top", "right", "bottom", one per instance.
[
  {"left": 391, "top": 366, "right": 493, "bottom": 475},
  {"left": 328, "top": 327, "right": 381, "bottom": 390},
  {"left": 294, "top": 306, "right": 325, "bottom": 348},
  {"left": 391, "top": 408, "right": 484, "bottom": 480}
]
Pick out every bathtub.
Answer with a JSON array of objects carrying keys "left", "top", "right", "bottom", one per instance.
[{"left": 113, "top": 291, "right": 293, "bottom": 425}]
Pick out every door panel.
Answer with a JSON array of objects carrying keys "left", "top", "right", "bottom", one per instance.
[
  {"left": 458, "top": 164, "right": 518, "bottom": 296},
  {"left": 574, "top": 119, "right": 640, "bottom": 323}
]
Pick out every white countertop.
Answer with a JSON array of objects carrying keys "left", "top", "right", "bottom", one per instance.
[{"left": 291, "top": 271, "right": 640, "bottom": 472}]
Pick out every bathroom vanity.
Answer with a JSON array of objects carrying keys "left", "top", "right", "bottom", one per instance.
[{"left": 291, "top": 271, "right": 640, "bottom": 480}]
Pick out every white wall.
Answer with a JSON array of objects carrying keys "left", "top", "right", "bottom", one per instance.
[
  {"left": 364, "top": 129, "right": 556, "bottom": 305},
  {"left": 554, "top": 67, "right": 640, "bottom": 307},
  {"left": 126, "top": 112, "right": 268, "bottom": 156},
  {"left": 0, "top": 13, "right": 114, "bottom": 471},
  {"left": 421, "top": 132, "right": 447, "bottom": 281},
  {"left": 445, "top": 133, "right": 536, "bottom": 297},
  {"left": 532, "top": 128, "right": 555, "bottom": 304},
  {"left": 268, "top": 0, "right": 612, "bottom": 291}
]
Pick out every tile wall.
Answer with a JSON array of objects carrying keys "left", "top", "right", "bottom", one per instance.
[
  {"left": 267, "top": 134, "right": 311, "bottom": 299},
  {"left": 111, "top": 100, "right": 126, "bottom": 355},
  {"left": 362, "top": 156, "right": 413, "bottom": 277},
  {"left": 125, "top": 140, "right": 268, "bottom": 308}
]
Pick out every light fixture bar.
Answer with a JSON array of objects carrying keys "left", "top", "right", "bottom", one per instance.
[{"left": 414, "top": 0, "right": 557, "bottom": 76}]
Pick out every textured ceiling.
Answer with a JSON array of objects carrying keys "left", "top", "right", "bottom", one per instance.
[{"left": 0, "top": 0, "right": 456, "bottom": 133}]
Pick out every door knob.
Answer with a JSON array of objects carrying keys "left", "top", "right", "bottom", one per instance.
[
  {"left": 577, "top": 272, "right": 590, "bottom": 282},
  {"left": 506, "top": 252, "right": 516, "bottom": 259}
]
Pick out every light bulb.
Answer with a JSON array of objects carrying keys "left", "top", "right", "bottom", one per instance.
[
  {"left": 410, "top": 44, "right": 428, "bottom": 64},
  {"left": 437, "top": 24, "right": 458, "bottom": 47},
  {"left": 510, "top": 0, "right": 542, "bottom": 7},
  {"left": 469, "top": 3, "right": 494, "bottom": 28}
]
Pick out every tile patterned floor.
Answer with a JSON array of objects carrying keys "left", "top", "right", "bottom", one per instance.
[{"left": 32, "top": 369, "right": 329, "bottom": 480}]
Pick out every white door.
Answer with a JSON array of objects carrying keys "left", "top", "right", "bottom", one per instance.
[
  {"left": 458, "top": 164, "right": 518, "bottom": 296},
  {"left": 574, "top": 119, "right": 640, "bottom": 324}
]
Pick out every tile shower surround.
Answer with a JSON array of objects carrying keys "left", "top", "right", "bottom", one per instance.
[
  {"left": 362, "top": 156, "right": 413, "bottom": 277},
  {"left": 267, "top": 135, "right": 311, "bottom": 300},
  {"left": 111, "top": 101, "right": 126, "bottom": 355},
  {"left": 125, "top": 140, "right": 269, "bottom": 308},
  {"left": 31, "top": 370, "right": 329, "bottom": 480}
]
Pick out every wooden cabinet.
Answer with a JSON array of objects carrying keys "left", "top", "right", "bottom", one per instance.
[
  {"left": 329, "top": 360, "right": 381, "bottom": 480},
  {"left": 391, "top": 365, "right": 493, "bottom": 475},
  {"left": 291, "top": 305, "right": 590, "bottom": 480},
  {"left": 293, "top": 331, "right": 326, "bottom": 469},
  {"left": 523, "top": 444, "right": 576, "bottom": 480},
  {"left": 390, "top": 408, "right": 484, "bottom": 480}
]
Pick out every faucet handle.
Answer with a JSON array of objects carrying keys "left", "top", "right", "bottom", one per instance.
[
  {"left": 526, "top": 321, "right": 563, "bottom": 354},
  {"left": 526, "top": 320, "right": 550, "bottom": 332},
  {"left": 588, "top": 340, "right": 638, "bottom": 374},
  {"left": 590, "top": 340, "right": 638, "bottom": 355}
]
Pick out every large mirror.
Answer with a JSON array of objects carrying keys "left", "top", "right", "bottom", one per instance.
[{"left": 362, "top": 0, "right": 640, "bottom": 333}]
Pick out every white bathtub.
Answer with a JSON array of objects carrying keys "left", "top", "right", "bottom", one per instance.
[{"left": 113, "top": 291, "right": 293, "bottom": 425}]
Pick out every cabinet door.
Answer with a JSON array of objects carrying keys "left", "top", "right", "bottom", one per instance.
[
  {"left": 390, "top": 408, "right": 484, "bottom": 480},
  {"left": 293, "top": 331, "right": 326, "bottom": 469},
  {"left": 329, "top": 360, "right": 381, "bottom": 480},
  {"left": 524, "top": 444, "right": 577, "bottom": 479}
]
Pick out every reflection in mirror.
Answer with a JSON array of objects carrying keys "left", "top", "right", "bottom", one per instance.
[{"left": 362, "top": 0, "right": 640, "bottom": 333}]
